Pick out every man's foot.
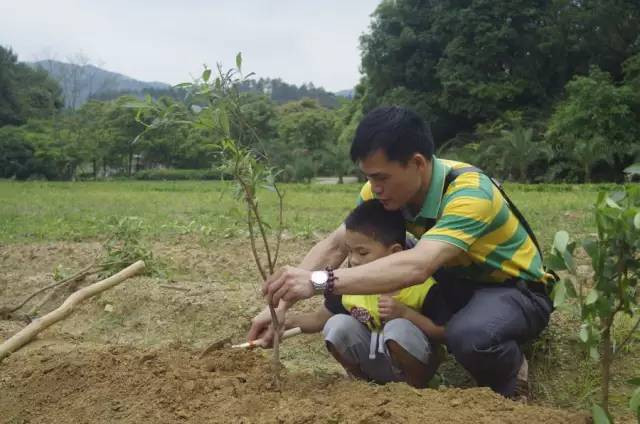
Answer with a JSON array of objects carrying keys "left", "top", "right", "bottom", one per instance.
[{"left": 511, "top": 356, "right": 529, "bottom": 403}]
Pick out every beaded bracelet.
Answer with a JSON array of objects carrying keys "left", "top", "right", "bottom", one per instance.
[{"left": 324, "top": 266, "right": 337, "bottom": 295}]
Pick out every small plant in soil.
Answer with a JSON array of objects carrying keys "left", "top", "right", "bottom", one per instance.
[
  {"left": 102, "top": 216, "right": 156, "bottom": 277},
  {"left": 127, "top": 53, "right": 286, "bottom": 381},
  {"left": 548, "top": 176, "right": 640, "bottom": 423}
]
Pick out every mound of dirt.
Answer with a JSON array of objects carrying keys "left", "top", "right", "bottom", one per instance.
[{"left": 0, "top": 343, "right": 588, "bottom": 424}]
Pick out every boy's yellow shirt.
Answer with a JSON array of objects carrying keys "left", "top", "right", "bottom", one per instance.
[{"left": 341, "top": 277, "right": 437, "bottom": 330}]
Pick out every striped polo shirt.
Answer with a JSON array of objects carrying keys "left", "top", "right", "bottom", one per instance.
[{"left": 357, "top": 156, "right": 552, "bottom": 284}]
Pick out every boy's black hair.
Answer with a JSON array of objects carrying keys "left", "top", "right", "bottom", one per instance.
[
  {"left": 344, "top": 199, "right": 405, "bottom": 246},
  {"left": 349, "top": 106, "right": 434, "bottom": 164}
]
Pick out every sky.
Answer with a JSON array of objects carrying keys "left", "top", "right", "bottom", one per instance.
[{"left": 0, "top": 0, "right": 381, "bottom": 92}]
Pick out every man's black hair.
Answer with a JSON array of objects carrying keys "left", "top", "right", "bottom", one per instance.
[
  {"left": 349, "top": 106, "right": 434, "bottom": 164},
  {"left": 344, "top": 199, "right": 405, "bottom": 246}
]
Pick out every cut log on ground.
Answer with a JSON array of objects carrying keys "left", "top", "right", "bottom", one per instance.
[{"left": 0, "top": 261, "right": 145, "bottom": 362}]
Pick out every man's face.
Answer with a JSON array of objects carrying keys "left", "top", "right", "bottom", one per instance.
[
  {"left": 358, "top": 149, "right": 425, "bottom": 211},
  {"left": 344, "top": 230, "right": 401, "bottom": 267}
]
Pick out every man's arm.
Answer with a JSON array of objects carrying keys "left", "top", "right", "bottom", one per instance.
[
  {"left": 332, "top": 239, "right": 461, "bottom": 294},
  {"left": 298, "top": 224, "right": 348, "bottom": 270},
  {"left": 247, "top": 224, "right": 347, "bottom": 342},
  {"left": 266, "top": 239, "right": 463, "bottom": 305}
]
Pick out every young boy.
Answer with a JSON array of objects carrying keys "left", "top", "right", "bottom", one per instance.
[{"left": 283, "top": 199, "right": 446, "bottom": 388}]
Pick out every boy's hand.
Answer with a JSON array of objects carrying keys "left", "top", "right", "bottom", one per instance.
[
  {"left": 378, "top": 295, "right": 408, "bottom": 321},
  {"left": 247, "top": 303, "right": 288, "bottom": 347}
]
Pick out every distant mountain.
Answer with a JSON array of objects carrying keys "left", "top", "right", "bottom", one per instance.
[
  {"left": 30, "top": 60, "right": 353, "bottom": 109},
  {"left": 29, "top": 60, "right": 170, "bottom": 109},
  {"left": 335, "top": 89, "right": 355, "bottom": 99}
]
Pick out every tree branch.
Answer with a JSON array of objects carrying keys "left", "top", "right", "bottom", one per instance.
[{"left": 613, "top": 316, "right": 640, "bottom": 359}]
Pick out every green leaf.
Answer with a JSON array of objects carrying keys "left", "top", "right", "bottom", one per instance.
[
  {"left": 591, "top": 404, "right": 610, "bottom": 424},
  {"left": 553, "top": 231, "right": 569, "bottom": 253},
  {"left": 609, "top": 190, "right": 626, "bottom": 203},
  {"left": 562, "top": 249, "right": 576, "bottom": 274},
  {"left": 217, "top": 108, "right": 230, "bottom": 137},
  {"left": 582, "top": 238, "right": 599, "bottom": 265},
  {"left": 236, "top": 52, "right": 242, "bottom": 71},
  {"left": 590, "top": 346, "right": 600, "bottom": 361},
  {"left": 551, "top": 279, "right": 567, "bottom": 308},
  {"left": 605, "top": 195, "right": 622, "bottom": 209},
  {"left": 546, "top": 251, "right": 567, "bottom": 271},
  {"left": 579, "top": 325, "right": 589, "bottom": 343},
  {"left": 174, "top": 82, "right": 192, "bottom": 89},
  {"left": 564, "top": 278, "right": 578, "bottom": 298},
  {"left": 630, "top": 387, "right": 640, "bottom": 416},
  {"left": 623, "top": 163, "right": 640, "bottom": 176},
  {"left": 628, "top": 377, "right": 640, "bottom": 386},
  {"left": 585, "top": 289, "right": 599, "bottom": 305},
  {"left": 202, "top": 68, "right": 211, "bottom": 82},
  {"left": 122, "top": 101, "right": 153, "bottom": 109},
  {"left": 634, "top": 212, "right": 640, "bottom": 230}
]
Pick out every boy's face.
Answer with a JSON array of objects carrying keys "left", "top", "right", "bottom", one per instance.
[{"left": 344, "top": 229, "right": 402, "bottom": 267}]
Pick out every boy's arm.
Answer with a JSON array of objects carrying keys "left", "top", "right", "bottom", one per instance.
[
  {"left": 284, "top": 305, "right": 333, "bottom": 334},
  {"left": 401, "top": 307, "right": 445, "bottom": 343},
  {"left": 378, "top": 295, "right": 445, "bottom": 343}
]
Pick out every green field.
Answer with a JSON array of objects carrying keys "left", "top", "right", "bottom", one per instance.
[
  {"left": 0, "top": 180, "right": 605, "bottom": 247},
  {"left": 1, "top": 180, "right": 637, "bottom": 421}
]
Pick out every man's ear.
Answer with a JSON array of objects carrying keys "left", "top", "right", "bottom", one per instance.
[
  {"left": 412, "top": 153, "right": 428, "bottom": 170},
  {"left": 389, "top": 243, "right": 404, "bottom": 254}
]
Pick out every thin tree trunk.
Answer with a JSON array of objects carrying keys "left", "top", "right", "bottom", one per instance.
[
  {"left": 585, "top": 164, "right": 591, "bottom": 183},
  {"left": 601, "top": 319, "right": 612, "bottom": 414}
]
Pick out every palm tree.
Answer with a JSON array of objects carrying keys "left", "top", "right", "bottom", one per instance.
[
  {"left": 487, "top": 127, "right": 553, "bottom": 182},
  {"left": 563, "top": 136, "right": 613, "bottom": 183}
]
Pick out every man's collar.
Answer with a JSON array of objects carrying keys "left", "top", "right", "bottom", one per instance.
[{"left": 403, "top": 156, "right": 446, "bottom": 221}]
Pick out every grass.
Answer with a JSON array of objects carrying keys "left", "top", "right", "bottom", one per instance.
[
  {"left": 1, "top": 179, "right": 638, "bottom": 420},
  {"left": 0, "top": 180, "right": 356, "bottom": 244},
  {"left": 0, "top": 179, "right": 601, "bottom": 248}
]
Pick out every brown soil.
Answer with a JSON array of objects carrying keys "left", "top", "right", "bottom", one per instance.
[
  {"left": 0, "top": 343, "right": 588, "bottom": 424},
  {"left": 0, "top": 241, "right": 590, "bottom": 423}
]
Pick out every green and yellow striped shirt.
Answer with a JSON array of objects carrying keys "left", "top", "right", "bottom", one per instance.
[{"left": 358, "top": 156, "right": 552, "bottom": 284}]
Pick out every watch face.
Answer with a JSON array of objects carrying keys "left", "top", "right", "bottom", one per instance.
[{"left": 311, "top": 271, "right": 328, "bottom": 285}]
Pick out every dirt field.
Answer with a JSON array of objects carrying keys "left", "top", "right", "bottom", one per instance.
[{"left": 0, "top": 240, "right": 597, "bottom": 423}]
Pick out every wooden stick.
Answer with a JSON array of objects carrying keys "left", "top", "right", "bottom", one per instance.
[
  {"left": 0, "top": 261, "right": 145, "bottom": 362},
  {"left": 232, "top": 327, "right": 302, "bottom": 349},
  {"left": 6, "top": 262, "right": 97, "bottom": 314}
]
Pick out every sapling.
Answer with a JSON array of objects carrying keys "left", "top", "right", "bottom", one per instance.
[
  {"left": 549, "top": 177, "right": 640, "bottom": 422},
  {"left": 128, "top": 54, "right": 287, "bottom": 380}
]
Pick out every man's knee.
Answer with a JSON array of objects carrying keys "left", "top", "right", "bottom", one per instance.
[{"left": 445, "top": 318, "right": 495, "bottom": 363}]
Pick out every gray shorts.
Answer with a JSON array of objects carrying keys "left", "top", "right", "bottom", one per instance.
[{"left": 322, "top": 314, "right": 433, "bottom": 383}]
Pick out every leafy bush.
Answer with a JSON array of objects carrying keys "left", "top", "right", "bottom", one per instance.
[
  {"left": 134, "top": 168, "right": 228, "bottom": 181},
  {"left": 549, "top": 179, "right": 640, "bottom": 421}
]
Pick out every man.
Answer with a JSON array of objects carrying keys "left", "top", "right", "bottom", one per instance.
[{"left": 248, "top": 106, "right": 554, "bottom": 399}]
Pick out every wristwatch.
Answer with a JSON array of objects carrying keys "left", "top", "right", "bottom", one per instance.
[
  {"left": 310, "top": 270, "right": 329, "bottom": 294},
  {"left": 310, "top": 267, "right": 337, "bottom": 295}
]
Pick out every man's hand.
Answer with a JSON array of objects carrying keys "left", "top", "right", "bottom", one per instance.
[
  {"left": 378, "top": 295, "right": 408, "bottom": 322},
  {"left": 263, "top": 266, "right": 314, "bottom": 307},
  {"left": 247, "top": 305, "right": 287, "bottom": 347}
]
